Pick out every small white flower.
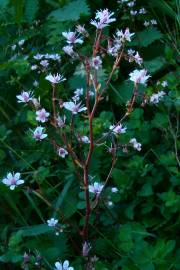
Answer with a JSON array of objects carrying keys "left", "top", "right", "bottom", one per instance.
[
  {"left": 109, "top": 124, "right": 127, "bottom": 135},
  {"left": 63, "top": 45, "right": 75, "bottom": 57},
  {"left": 33, "top": 53, "right": 44, "bottom": 60},
  {"left": 46, "top": 53, "right": 61, "bottom": 61},
  {"left": 55, "top": 260, "right": 74, "bottom": 270},
  {"left": 16, "top": 91, "right": 33, "bottom": 103},
  {"left": 76, "top": 24, "right": 88, "bottom": 37},
  {"left": 144, "top": 21, "right": 150, "bottom": 27},
  {"left": 11, "top": 44, "right": 16, "bottom": 50},
  {"left": 134, "top": 52, "right": 143, "bottom": 65},
  {"left": 130, "top": 138, "right": 142, "bottom": 151},
  {"left": 127, "top": 49, "right": 135, "bottom": 56},
  {"left": 36, "top": 108, "right": 50, "bottom": 123},
  {"left": 150, "top": 91, "right": 165, "bottom": 104},
  {"left": 91, "top": 56, "right": 102, "bottom": 70},
  {"left": 139, "top": 8, "right": 147, "bottom": 14},
  {"left": 89, "top": 182, "right": 104, "bottom": 195},
  {"left": 33, "top": 80, "right": 39, "bottom": 87},
  {"left": 78, "top": 136, "right": 90, "bottom": 144},
  {"left": 90, "top": 9, "right": 116, "bottom": 29},
  {"left": 151, "top": 19, "right": 157, "bottom": 25},
  {"left": 111, "top": 187, "right": 118, "bottom": 193},
  {"left": 161, "top": 81, "right": 168, "bottom": 87},
  {"left": 32, "top": 97, "right": 41, "bottom": 109},
  {"left": 18, "top": 39, "right": 25, "bottom": 46},
  {"left": 130, "top": 10, "right": 138, "bottom": 16},
  {"left": 74, "top": 88, "right": 83, "bottom": 97},
  {"left": 2, "top": 172, "right": 24, "bottom": 190},
  {"left": 32, "top": 126, "right": 47, "bottom": 141},
  {"left": 56, "top": 115, "right": 66, "bottom": 128},
  {"left": 129, "top": 69, "right": 150, "bottom": 85},
  {"left": 63, "top": 101, "right": 87, "bottom": 114},
  {"left": 116, "top": 28, "right": 135, "bottom": 42},
  {"left": 31, "top": 65, "right": 38, "bottom": 70},
  {"left": 62, "top": 31, "right": 83, "bottom": 44},
  {"left": 107, "top": 201, "right": 113, "bottom": 206},
  {"left": 40, "top": 60, "right": 49, "bottom": 67},
  {"left": 127, "top": 1, "right": 135, "bottom": 7},
  {"left": 45, "top": 73, "right": 66, "bottom": 84},
  {"left": 58, "top": 147, "right": 68, "bottom": 158},
  {"left": 47, "top": 218, "right": 58, "bottom": 227}
]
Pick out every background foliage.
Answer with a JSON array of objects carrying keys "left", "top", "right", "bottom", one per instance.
[{"left": 0, "top": 0, "right": 180, "bottom": 269}]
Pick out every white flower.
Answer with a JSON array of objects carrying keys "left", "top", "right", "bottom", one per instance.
[
  {"left": 45, "top": 73, "right": 66, "bottom": 84},
  {"left": 129, "top": 69, "right": 150, "bottom": 85},
  {"left": 62, "top": 45, "right": 75, "bottom": 57},
  {"left": 134, "top": 52, "right": 143, "bottom": 65},
  {"left": 63, "top": 101, "right": 87, "bottom": 114},
  {"left": 161, "top": 81, "right": 168, "bottom": 87},
  {"left": 108, "top": 44, "right": 121, "bottom": 57},
  {"left": 32, "top": 126, "right": 47, "bottom": 141},
  {"left": 89, "top": 182, "right": 104, "bottom": 195},
  {"left": 74, "top": 88, "right": 83, "bottom": 97},
  {"left": 18, "top": 39, "right": 25, "bottom": 46},
  {"left": 40, "top": 60, "right": 49, "bottom": 67},
  {"left": 62, "top": 31, "right": 83, "bottom": 44},
  {"left": 144, "top": 21, "right": 150, "bottom": 27},
  {"left": 46, "top": 53, "right": 61, "bottom": 61},
  {"left": 107, "top": 201, "right": 113, "bottom": 206},
  {"left": 56, "top": 115, "right": 66, "bottom": 128},
  {"left": 116, "top": 28, "right": 135, "bottom": 42},
  {"left": 2, "top": 172, "right": 24, "bottom": 190},
  {"left": 150, "top": 91, "right": 165, "bottom": 104},
  {"left": 151, "top": 19, "right": 157, "bottom": 25},
  {"left": 130, "top": 10, "right": 138, "bottom": 16},
  {"left": 91, "top": 9, "right": 116, "bottom": 29},
  {"left": 32, "top": 97, "right": 41, "bottom": 109},
  {"left": 11, "top": 44, "right": 16, "bottom": 50},
  {"left": 36, "top": 108, "right": 50, "bottom": 123},
  {"left": 55, "top": 260, "right": 74, "bottom": 270},
  {"left": 78, "top": 136, "right": 90, "bottom": 144},
  {"left": 47, "top": 218, "right": 58, "bottom": 227},
  {"left": 130, "top": 138, "right": 142, "bottom": 151},
  {"left": 111, "top": 187, "right": 118, "bottom": 193},
  {"left": 91, "top": 56, "right": 102, "bottom": 70},
  {"left": 31, "top": 65, "right": 38, "bottom": 70},
  {"left": 58, "top": 147, "right": 68, "bottom": 158},
  {"left": 109, "top": 124, "right": 127, "bottom": 135},
  {"left": 139, "top": 8, "right": 147, "bottom": 14},
  {"left": 76, "top": 24, "right": 88, "bottom": 37},
  {"left": 16, "top": 91, "right": 33, "bottom": 103},
  {"left": 33, "top": 80, "right": 39, "bottom": 87},
  {"left": 127, "top": 1, "right": 135, "bottom": 7},
  {"left": 33, "top": 53, "right": 44, "bottom": 60},
  {"left": 127, "top": 49, "right": 135, "bottom": 56}
]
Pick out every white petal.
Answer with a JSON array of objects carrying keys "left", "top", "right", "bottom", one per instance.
[
  {"left": 63, "top": 260, "right": 69, "bottom": 269},
  {"left": 10, "top": 185, "right": 16, "bottom": 190},
  {"left": 16, "top": 180, "right": 24, "bottom": 185},
  {"left": 2, "top": 178, "right": 11, "bottom": 185},
  {"left": 14, "top": 172, "right": 20, "bottom": 180},
  {"left": 55, "top": 262, "right": 62, "bottom": 270},
  {"left": 7, "top": 173, "right": 13, "bottom": 180}
]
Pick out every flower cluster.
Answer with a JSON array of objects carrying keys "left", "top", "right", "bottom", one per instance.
[
  {"left": 150, "top": 91, "right": 165, "bottom": 104},
  {"left": 90, "top": 9, "right": 116, "bottom": 29},
  {"left": 129, "top": 138, "right": 142, "bottom": 151}
]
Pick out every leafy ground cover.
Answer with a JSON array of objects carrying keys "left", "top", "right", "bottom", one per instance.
[{"left": 0, "top": 0, "right": 179, "bottom": 269}]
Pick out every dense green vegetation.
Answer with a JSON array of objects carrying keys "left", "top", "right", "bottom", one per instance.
[{"left": 0, "top": 0, "right": 179, "bottom": 269}]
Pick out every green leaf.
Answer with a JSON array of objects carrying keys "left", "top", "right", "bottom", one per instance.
[
  {"left": 20, "top": 224, "right": 53, "bottom": 236},
  {"left": 131, "top": 28, "right": 163, "bottom": 47},
  {"left": 48, "top": 0, "right": 90, "bottom": 21},
  {"left": 138, "top": 183, "right": 153, "bottom": 197},
  {"left": 24, "top": 0, "right": 39, "bottom": 23},
  {"left": 144, "top": 57, "right": 166, "bottom": 74}
]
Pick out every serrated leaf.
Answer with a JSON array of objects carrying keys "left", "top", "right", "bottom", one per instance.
[
  {"left": 48, "top": 0, "right": 90, "bottom": 21},
  {"left": 131, "top": 28, "right": 163, "bottom": 47}
]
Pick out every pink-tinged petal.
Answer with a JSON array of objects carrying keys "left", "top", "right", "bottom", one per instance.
[
  {"left": 14, "top": 173, "right": 20, "bottom": 180},
  {"left": 68, "top": 267, "right": 74, "bottom": 270},
  {"left": 10, "top": 185, "right": 16, "bottom": 190},
  {"left": 40, "top": 134, "right": 47, "bottom": 140},
  {"left": 2, "top": 178, "right": 11, "bottom": 185},
  {"left": 16, "top": 180, "right": 24, "bottom": 185}
]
